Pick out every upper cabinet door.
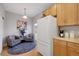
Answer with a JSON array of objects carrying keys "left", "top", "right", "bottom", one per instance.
[
  {"left": 49, "top": 5, "right": 57, "bottom": 16},
  {"left": 43, "top": 9, "right": 50, "bottom": 16},
  {"left": 57, "top": 4, "right": 64, "bottom": 26},
  {"left": 57, "top": 4, "right": 77, "bottom": 26},
  {"left": 43, "top": 5, "right": 57, "bottom": 17}
]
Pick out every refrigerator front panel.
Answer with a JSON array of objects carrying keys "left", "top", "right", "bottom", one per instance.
[
  {"left": 37, "top": 15, "right": 58, "bottom": 44},
  {"left": 36, "top": 15, "right": 58, "bottom": 56},
  {"left": 36, "top": 41, "right": 51, "bottom": 56}
]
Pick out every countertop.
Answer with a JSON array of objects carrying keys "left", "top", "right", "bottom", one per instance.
[{"left": 54, "top": 37, "right": 79, "bottom": 44}]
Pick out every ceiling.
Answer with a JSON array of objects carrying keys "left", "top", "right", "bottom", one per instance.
[{"left": 2, "top": 3, "right": 54, "bottom": 17}]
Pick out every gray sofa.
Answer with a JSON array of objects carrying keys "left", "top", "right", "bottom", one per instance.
[
  {"left": 6, "top": 35, "right": 36, "bottom": 54},
  {"left": 6, "top": 35, "right": 22, "bottom": 47}
]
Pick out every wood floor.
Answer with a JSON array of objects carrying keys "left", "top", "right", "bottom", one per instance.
[{"left": 1, "top": 47, "right": 42, "bottom": 56}]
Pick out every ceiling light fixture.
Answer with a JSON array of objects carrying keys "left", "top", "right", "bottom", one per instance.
[{"left": 22, "top": 8, "right": 27, "bottom": 19}]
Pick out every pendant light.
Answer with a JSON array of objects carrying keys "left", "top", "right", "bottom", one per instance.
[{"left": 22, "top": 8, "right": 27, "bottom": 19}]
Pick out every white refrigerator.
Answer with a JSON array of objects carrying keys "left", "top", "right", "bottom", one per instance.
[{"left": 35, "top": 15, "right": 58, "bottom": 56}]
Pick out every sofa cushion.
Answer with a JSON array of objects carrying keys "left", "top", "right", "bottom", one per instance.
[
  {"left": 15, "top": 36, "right": 20, "bottom": 39},
  {"left": 24, "top": 34, "right": 34, "bottom": 42}
]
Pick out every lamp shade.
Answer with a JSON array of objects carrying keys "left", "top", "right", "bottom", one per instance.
[{"left": 22, "top": 15, "right": 27, "bottom": 19}]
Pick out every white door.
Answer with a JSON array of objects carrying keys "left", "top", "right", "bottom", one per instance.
[{"left": 0, "top": 16, "right": 3, "bottom": 54}]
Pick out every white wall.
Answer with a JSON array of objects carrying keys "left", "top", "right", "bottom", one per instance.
[
  {"left": 4, "top": 11, "right": 33, "bottom": 37},
  {"left": 0, "top": 5, "right": 5, "bottom": 54},
  {"left": 60, "top": 26, "right": 79, "bottom": 36},
  {"left": 0, "top": 5, "right": 5, "bottom": 18},
  {"left": 0, "top": 5, "right": 5, "bottom": 37},
  {"left": 25, "top": 17, "right": 33, "bottom": 35},
  {"left": 4, "top": 11, "right": 21, "bottom": 36}
]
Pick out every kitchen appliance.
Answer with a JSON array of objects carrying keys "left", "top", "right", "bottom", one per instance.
[
  {"left": 64, "top": 32, "right": 69, "bottom": 38},
  {"left": 35, "top": 15, "right": 58, "bottom": 56},
  {"left": 59, "top": 30, "right": 64, "bottom": 37},
  {"left": 70, "top": 31, "right": 75, "bottom": 38}
]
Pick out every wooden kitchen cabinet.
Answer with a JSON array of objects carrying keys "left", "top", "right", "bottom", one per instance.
[
  {"left": 77, "top": 4, "right": 79, "bottom": 24},
  {"left": 67, "top": 47, "right": 79, "bottom": 56},
  {"left": 49, "top": 5, "right": 57, "bottom": 17},
  {"left": 67, "top": 42, "right": 79, "bottom": 56},
  {"left": 43, "top": 9, "right": 50, "bottom": 16},
  {"left": 43, "top": 5, "right": 57, "bottom": 17},
  {"left": 57, "top": 4, "right": 78, "bottom": 26},
  {"left": 53, "top": 39, "right": 67, "bottom": 56},
  {"left": 53, "top": 38, "right": 79, "bottom": 56},
  {"left": 43, "top": 4, "right": 79, "bottom": 26}
]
